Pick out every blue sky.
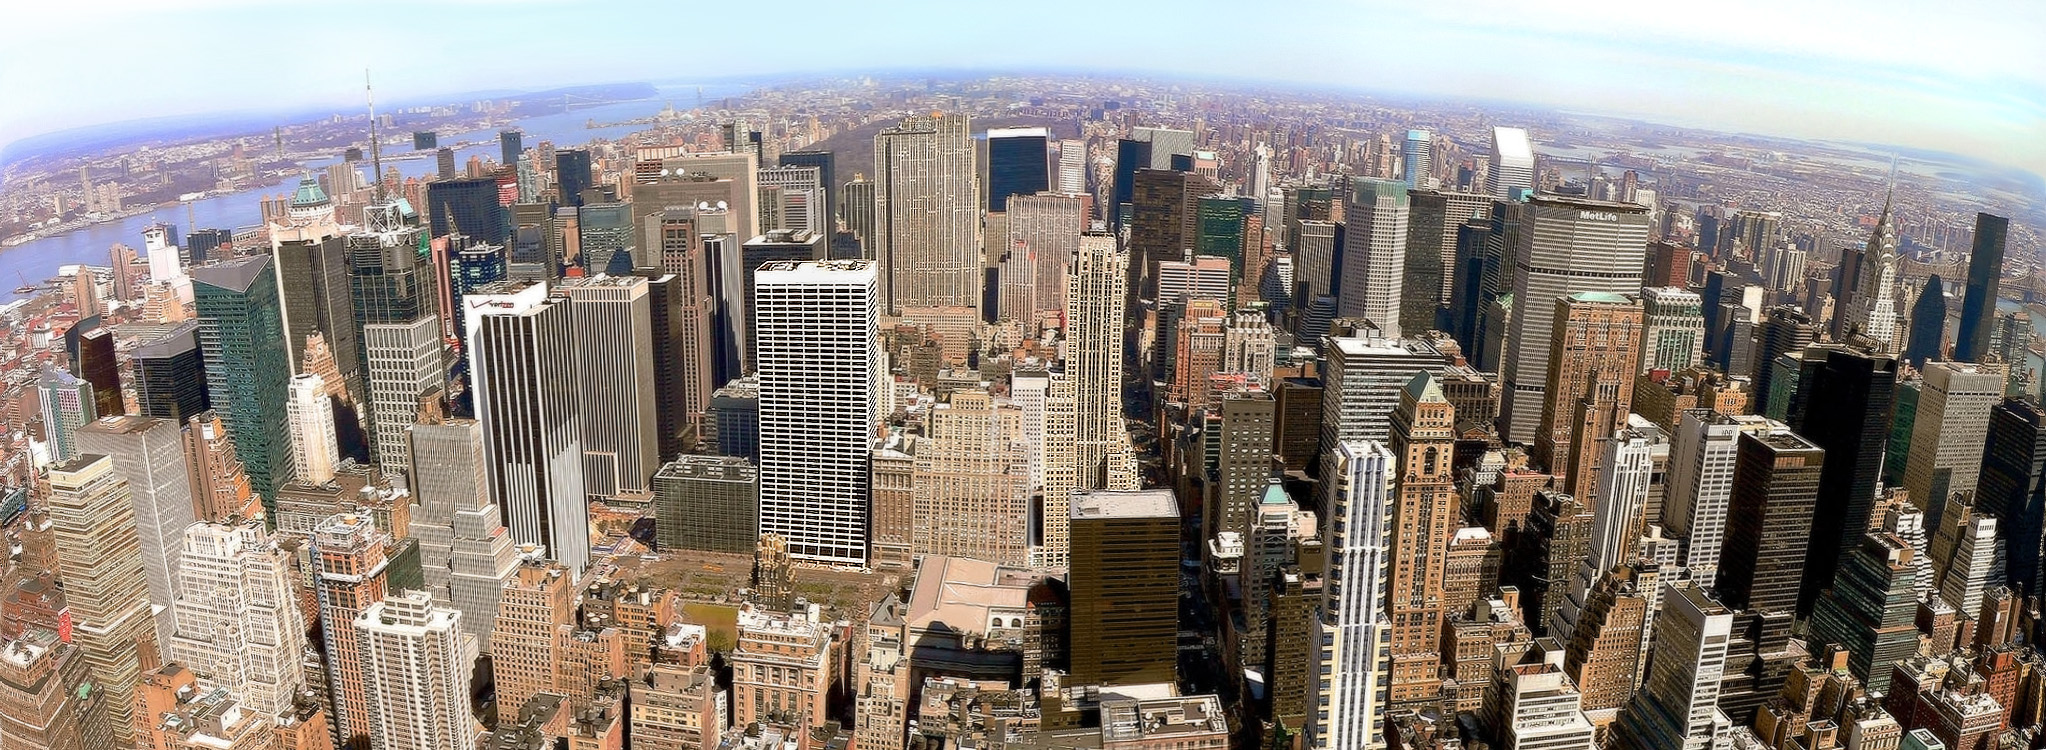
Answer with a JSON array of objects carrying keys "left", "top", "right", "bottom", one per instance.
[{"left": 3, "top": 0, "right": 2041, "bottom": 177}]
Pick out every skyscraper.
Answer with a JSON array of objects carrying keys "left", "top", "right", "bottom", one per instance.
[
  {"left": 426, "top": 176, "right": 509, "bottom": 245},
  {"left": 755, "top": 260, "right": 878, "bottom": 566},
  {"left": 1040, "top": 235, "right": 1133, "bottom": 567},
  {"left": 1534, "top": 292, "right": 1643, "bottom": 498},
  {"left": 1749, "top": 306, "right": 1816, "bottom": 417},
  {"left": 1319, "top": 335, "right": 1446, "bottom": 456},
  {"left": 37, "top": 363, "right": 96, "bottom": 464},
  {"left": 274, "top": 235, "right": 361, "bottom": 395},
  {"left": 1402, "top": 129, "right": 1432, "bottom": 188},
  {"left": 466, "top": 281, "right": 590, "bottom": 572},
  {"left": 1500, "top": 197, "right": 1649, "bottom": 445},
  {"left": 558, "top": 275, "right": 660, "bottom": 501},
  {"left": 1835, "top": 196, "right": 1903, "bottom": 349},
  {"left": 1487, "top": 127, "right": 1535, "bottom": 200},
  {"left": 0, "top": 628, "right": 100, "bottom": 750},
  {"left": 76, "top": 416, "right": 196, "bottom": 648},
  {"left": 48, "top": 454, "right": 161, "bottom": 748},
  {"left": 1661, "top": 412, "right": 1780, "bottom": 586},
  {"left": 168, "top": 518, "right": 309, "bottom": 717},
  {"left": 1805, "top": 532, "right": 1919, "bottom": 694},
  {"left": 347, "top": 220, "right": 441, "bottom": 473},
  {"left": 779, "top": 150, "right": 837, "bottom": 226},
  {"left": 1406, "top": 189, "right": 1493, "bottom": 330},
  {"left": 1338, "top": 179, "right": 1411, "bottom": 335},
  {"left": 1639, "top": 287, "right": 1706, "bottom": 373},
  {"left": 311, "top": 513, "right": 389, "bottom": 750},
  {"left": 499, "top": 130, "right": 522, "bottom": 165},
  {"left": 1069, "top": 489, "right": 1179, "bottom": 687},
  {"left": 986, "top": 127, "right": 1050, "bottom": 212},
  {"left": 131, "top": 321, "right": 210, "bottom": 422},
  {"left": 1786, "top": 344, "right": 1898, "bottom": 618},
  {"left": 1386, "top": 375, "right": 1456, "bottom": 707},
  {"left": 491, "top": 560, "right": 574, "bottom": 718},
  {"left": 1609, "top": 582, "right": 1734, "bottom": 750},
  {"left": 1055, "top": 138, "right": 1087, "bottom": 195},
  {"left": 1000, "top": 192, "right": 1084, "bottom": 321},
  {"left": 912, "top": 390, "right": 1030, "bottom": 566},
  {"left": 873, "top": 113, "right": 980, "bottom": 314},
  {"left": 405, "top": 418, "right": 520, "bottom": 649},
  {"left": 287, "top": 373, "right": 338, "bottom": 486},
  {"left": 1715, "top": 431, "right": 1825, "bottom": 644},
  {"left": 1903, "top": 361, "right": 2005, "bottom": 527},
  {"left": 554, "top": 148, "right": 593, "bottom": 208},
  {"left": 1953, "top": 213, "right": 2010, "bottom": 363},
  {"left": 653, "top": 455, "right": 758, "bottom": 554},
  {"left": 357, "top": 590, "right": 477, "bottom": 750},
  {"left": 1978, "top": 398, "right": 2046, "bottom": 594},
  {"left": 74, "top": 325, "right": 123, "bottom": 418},
  {"left": 192, "top": 255, "right": 294, "bottom": 508},
  {"left": 1314, "top": 440, "right": 1395, "bottom": 750}
]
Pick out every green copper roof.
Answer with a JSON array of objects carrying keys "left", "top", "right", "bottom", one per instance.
[
  {"left": 1568, "top": 291, "right": 1632, "bottom": 304},
  {"left": 1260, "top": 481, "right": 1291, "bottom": 506},
  {"left": 289, "top": 175, "right": 329, "bottom": 208},
  {"left": 1403, "top": 371, "right": 1446, "bottom": 403}
]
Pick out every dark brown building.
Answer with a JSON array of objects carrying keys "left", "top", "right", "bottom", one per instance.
[{"left": 1069, "top": 489, "right": 1180, "bottom": 687}]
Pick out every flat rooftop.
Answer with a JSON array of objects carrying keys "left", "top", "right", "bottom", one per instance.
[{"left": 1071, "top": 489, "right": 1177, "bottom": 520}]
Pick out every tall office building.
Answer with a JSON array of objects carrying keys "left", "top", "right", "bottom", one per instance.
[
  {"left": 986, "top": 127, "right": 1050, "bottom": 212},
  {"left": 636, "top": 270, "right": 694, "bottom": 458},
  {"left": 1904, "top": 276, "right": 1948, "bottom": 368},
  {"left": 653, "top": 455, "right": 758, "bottom": 554},
  {"left": 183, "top": 411, "right": 257, "bottom": 522},
  {"left": 1209, "top": 390, "right": 1277, "bottom": 545},
  {"left": 1401, "top": 129, "right": 1432, "bottom": 188},
  {"left": 1069, "top": 489, "right": 1179, "bottom": 687},
  {"left": 48, "top": 455, "right": 161, "bottom": 748},
  {"left": 873, "top": 113, "right": 980, "bottom": 314},
  {"left": 1040, "top": 236, "right": 1132, "bottom": 567},
  {"left": 466, "top": 281, "right": 590, "bottom": 572},
  {"left": 1749, "top": 306, "right": 1816, "bottom": 417},
  {"left": 1903, "top": 361, "right": 2005, "bottom": 527},
  {"left": 842, "top": 176, "right": 876, "bottom": 255},
  {"left": 558, "top": 275, "right": 659, "bottom": 500},
  {"left": 168, "top": 518, "right": 309, "bottom": 717},
  {"left": 647, "top": 210, "right": 715, "bottom": 441},
  {"left": 1486, "top": 640, "right": 1597, "bottom": 750},
  {"left": 74, "top": 325, "right": 123, "bottom": 418},
  {"left": 357, "top": 590, "right": 477, "bottom": 750},
  {"left": 287, "top": 374, "right": 339, "bottom": 486},
  {"left": 757, "top": 164, "right": 826, "bottom": 235},
  {"left": 1129, "top": 168, "right": 1220, "bottom": 302},
  {"left": 1805, "top": 532, "right": 1919, "bottom": 694},
  {"left": 76, "top": 416, "right": 195, "bottom": 648},
  {"left": 1786, "top": 344, "right": 1898, "bottom": 618},
  {"left": 274, "top": 235, "right": 361, "bottom": 395},
  {"left": 755, "top": 260, "right": 878, "bottom": 566},
  {"left": 1978, "top": 398, "right": 2046, "bottom": 594},
  {"left": 132, "top": 322, "right": 210, "bottom": 421},
  {"left": 426, "top": 176, "right": 509, "bottom": 245},
  {"left": 193, "top": 255, "right": 294, "bottom": 508},
  {"left": 1500, "top": 197, "right": 1649, "bottom": 444},
  {"left": 778, "top": 150, "right": 836, "bottom": 226},
  {"left": 554, "top": 148, "right": 592, "bottom": 207},
  {"left": 1406, "top": 189, "right": 1492, "bottom": 328},
  {"left": 36, "top": 364, "right": 95, "bottom": 464},
  {"left": 1639, "top": 287, "right": 1706, "bottom": 373},
  {"left": 1320, "top": 335, "right": 1446, "bottom": 454},
  {"left": 347, "top": 221, "right": 441, "bottom": 473},
  {"left": 1535, "top": 293, "right": 1643, "bottom": 498},
  {"left": 406, "top": 418, "right": 521, "bottom": 648},
  {"left": 499, "top": 130, "right": 522, "bottom": 165},
  {"left": 1386, "top": 375, "right": 1456, "bottom": 706},
  {"left": 1715, "top": 431, "right": 1825, "bottom": 644},
  {"left": 1609, "top": 582, "right": 1735, "bottom": 750},
  {"left": 1661, "top": 412, "right": 1779, "bottom": 586},
  {"left": 491, "top": 560, "right": 574, "bottom": 718},
  {"left": 1338, "top": 179, "right": 1411, "bottom": 335},
  {"left": 913, "top": 391, "right": 1030, "bottom": 566},
  {"left": 1055, "top": 138, "right": 1087, "bottom": 195},
  {"left": 1835, "top": 197, "right": 1903, "bottom": 349},
  {"left": 1314, "top": 441, "right": 1395, "bottom": 750},
  {"left": 1953, "top": 213, "right": 2010, "bottom": 363},
  {"left": 311, "top": 513, "right": 390, "bottom": 750},
  {"left": 1294, "top": 219, "right": 1338, "bottom": 306},
  {"left": 1000, "top": 192, "right": 1084, "bottom": 321},
  {"left": 1487, "top": 127, "right": 1536, "bottom": 200}
]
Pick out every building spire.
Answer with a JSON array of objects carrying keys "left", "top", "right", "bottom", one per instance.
[{"left": 366, "top": 69, "right": 385, "bottom": 203}]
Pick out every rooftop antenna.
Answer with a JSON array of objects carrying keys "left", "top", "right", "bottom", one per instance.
[{"left": 366, "top": 69, "right": 386, "bottom": 203}]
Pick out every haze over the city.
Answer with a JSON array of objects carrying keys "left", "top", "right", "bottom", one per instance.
[{"left": 4, "top": 0, "right": 2042, "bottom": 178}]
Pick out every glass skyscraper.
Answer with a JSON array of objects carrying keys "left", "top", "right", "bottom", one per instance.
[
  {"left": 986, "top": 127, "right": 1050, "bottom": 212},
  {"left": 192, "top": 255, "right": 295, "bottom": 512}
]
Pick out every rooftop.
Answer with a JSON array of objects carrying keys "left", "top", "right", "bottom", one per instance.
[{"left": 1071, "top": 489, "right": 1177, "bottom": 521}]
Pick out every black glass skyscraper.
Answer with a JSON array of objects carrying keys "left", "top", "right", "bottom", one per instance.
[
  {"left": 275, "top": 235, "right": 360, "bottom": 391},
  {"left": 1977, "top": 398, "right": 2046, "bottom": 595},
  {"left": 1954, "top": 212, "right": 2010, "bottom": 363},
  {"left": 74, "top": 325, "right": 123, "bottom": 418},
  {"left": 1750, "top": 305, "right": 1815, "bottom": 416},
  {"left": 1903, "top": 275, "right": 1947, "bottom": 369},
  {"left": 986, "top": 128, "right": 1050, "bottom": 212},
  {"left": 426, "top": 177, "right": 509, "bottom": 245},
  {"left": 131, "top": 322, "right": 209, "bottom": 422},
  {"left": 499, "top": 130, "right": 523, "bottom": 165},
  {"left": 1786, "top": 344, "right": 1898, "bottom": 619},
  {"left": 555, "top": 149, "right": 593, "bottom": 208},
  {"left": 1111, "top": 138, "right": 1152, "bottom": 227},
  {"left": 779, "top": 150, "right": 836, "bottom": 223}
]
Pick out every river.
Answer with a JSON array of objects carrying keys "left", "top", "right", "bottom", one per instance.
[{"left": 0, "top": 82, "right": 755, "bottom": 300}]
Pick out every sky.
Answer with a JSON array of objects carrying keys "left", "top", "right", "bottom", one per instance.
[{"left": 2, "top": 0, "right": 2042, "bottom": 178}]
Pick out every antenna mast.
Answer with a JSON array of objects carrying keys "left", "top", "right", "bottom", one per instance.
[{"left": 367, "top": 69, "right": 386, "bottom": 202}]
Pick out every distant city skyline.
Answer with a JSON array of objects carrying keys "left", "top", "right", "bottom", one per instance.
[{"left": 1, "top": 0, "right": 2040, "bottom": 179}]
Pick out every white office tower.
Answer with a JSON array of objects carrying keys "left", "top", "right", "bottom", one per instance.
[
  {"left": 1487, "top": 639, "right": 1596, "bottom": 750},
  {"left": 1610, "top": 582, "right": 1735, "bottom": 750},
  {"left": 1499, "top": 197, "right": 1650, "bottom": 444},
  {"left": 406, "top": 419, "right": 520, "bottom": 649},
  {"left": 1320, "top": 335, "right": 1446, "bottom": 449},
  {"left": 1763, "top": 244, "right": 1807, "bottom": 295},
  {"left": 755, "top": 260, "right": 879, "bottom": 566},
  {"left": 1939, "top": 514, "right": 1999, "bottom": 617},
  {"left": 1130, "top": 126, "right": 1196, "bottom": 168},
  {"left": 1402, "top": 130, "right": 1432, "bottom": 189},
  {"left": 1904, "top": 361, "right": 2006, "bottom": 526},
  {"left": 1639, "top": 287, "right": 1706, "bottom": 373},
  {"left": 1338, "top": 179, "right": 1411, "bottom": 335},
  {"left": 169, "top": 518, "right": 309, "bottom": 717},
  {"left": 76, "top": 416, "right": 196, "bottom": 651},
  {"left": 1250, "top": 143, "right": 1273, "bottom": 199},
  {"left": 357, "top": 590, "right": 478, "bottom": 750},
  {"left": 1488, "top": 127, "right": 1536, "bottom": 200},
  {"left": 873, "top": 112, "right": 982, "bottom": 315},
  {"left": 466, "top": 282, "right": 589, "bottom": 572},
  {"left": 758, "top": 165, "right": 826, "bottom": 234},
  {"left": 1012, "top": 370, "right": 1050, "bottom": 490},
  {"left": 557, "top": 275, "right": 659, "bottom": 500},
  {"left": 1313, "top": 441, "right": 1396, "bottom": 750},
  {"left": 1661, "top": 413, "right": 1780, "bottom": 587},
  {"left": 1003, "top": 192, "right": 1085, "bottom": 321},
  {"left": 362, "top": 315, "right": 443, "bottom": 476},
  {"left": 144, "top": 224, "right": 184, "bottom": 283},
  {"left": 1055, "top": 139, "right": 1088, "bottom": 194},
  {"left": 1555, "top": 431, "right": 1656, "bottom": 641},
  {"left": 1038, "top": 235, "right": 1133, "bottom": 568},
  {"left": 1223, "top": 311, "right": 1277, "bottom": 380},
  {"left": 286, "top": 373, "right": 339, "bottom": 485}
]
